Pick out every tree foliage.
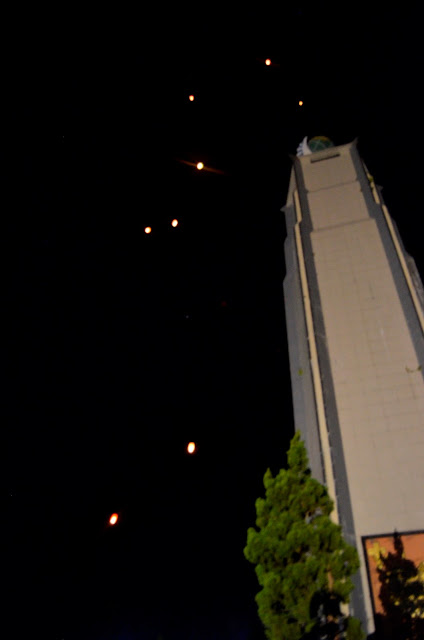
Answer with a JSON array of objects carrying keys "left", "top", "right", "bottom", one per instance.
[{"left": 244, "top": 432, "right": 364, "bottom": 640}]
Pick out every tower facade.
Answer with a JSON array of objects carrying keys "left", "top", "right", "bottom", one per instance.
[{"left": 283, "top": 139, "right": 424, "bottom": 635}]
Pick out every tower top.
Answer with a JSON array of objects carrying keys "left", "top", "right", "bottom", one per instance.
[{"left": 296, "top": 136, "right": 335, "bottom": 156}]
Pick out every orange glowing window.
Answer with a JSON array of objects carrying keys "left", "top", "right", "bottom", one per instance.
[
  {"left": 187, "top": 442, "right": 196, "bottom": 454},
  {"left": 171, "top": 219, "right": 178, "bottom": 228},
  {"left": 144, "top": 226, "right": 152, "bottom": 234},
  {"left": 109, "top": 513, "right": 118, "bottom": 525},
  {"left": 196, "top": 162, "right": 204, "bottom": 171},
  {"left": 265, "top": 59, "right": 271, "bottom": 66}
]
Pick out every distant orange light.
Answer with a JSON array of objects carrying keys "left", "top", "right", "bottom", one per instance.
[
  {"left": 171, "top": 219, "right": 178, "bottom": 228},
  {"left": 196, "top": 162, "right": 204, "bottom": 171},
  {"left": 109, "top": 513, "right": 118, "bottom": 525},
  {"left": 189, "top": 94, "right": 194, "bottom": 102},
  {"left": 187, "top": 442, "right": 196, "bottom": 454},
  {"left": 265, "top": 59, "right": 271, "bottom": 66},
  {"left": 298, "top": 100, "right": 303, "bottom": 106},
  {"left": 144, "top": 226, "right": 152, "bottom": 234}
]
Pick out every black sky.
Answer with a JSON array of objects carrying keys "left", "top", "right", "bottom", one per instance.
[{"left": 2, "top": 7, "right": 423, "bottom": 639}]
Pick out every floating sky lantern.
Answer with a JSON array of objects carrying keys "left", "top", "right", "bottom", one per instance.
[
  {"left": 187, "top": 442, "right": 196, "bottom": 454},
  {"left": 109, "top": 513, "right": 118, "bottom": 525}
]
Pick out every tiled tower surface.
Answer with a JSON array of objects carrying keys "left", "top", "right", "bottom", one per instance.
[{"left": 282, "top": 140, "right": 424, "bottom": 635}]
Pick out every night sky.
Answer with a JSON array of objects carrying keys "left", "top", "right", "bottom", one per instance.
[{"left": 3, "top": 7, "right": 423, "bottom": 639}]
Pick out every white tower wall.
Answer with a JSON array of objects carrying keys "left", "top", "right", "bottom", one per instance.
[{"left": 283, "top": 141, "right": 424, "bottom": 635}]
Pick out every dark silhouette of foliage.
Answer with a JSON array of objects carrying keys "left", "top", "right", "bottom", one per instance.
[
  {"left": 244, "top": 432, "right": 364, "bottom": 640},
  {"left": 373, "top": 532, "right": 424, "bottom": 640}
]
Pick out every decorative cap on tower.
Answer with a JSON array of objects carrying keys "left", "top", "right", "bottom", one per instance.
[{"left": 296, "top": 136, "right": 335, "bottom": 157}]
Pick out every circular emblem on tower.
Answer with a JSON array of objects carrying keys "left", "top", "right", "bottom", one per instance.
[
  {"left": 296, "top": 136, "right": 335, "bottom": 157},
  {"left": 308, "top": 136, "right": 335, "bottom": 152}
]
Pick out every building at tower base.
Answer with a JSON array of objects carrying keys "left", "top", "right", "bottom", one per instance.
[{"left": 283, "top": 139, "right": 424, "bottom": 636}]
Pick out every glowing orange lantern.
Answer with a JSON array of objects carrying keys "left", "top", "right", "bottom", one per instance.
[
  {"left": 171, "top": 219, "right": 178, "bottom": 228},
  {"left": 109, "top": 513, "right": 118, "bottom": 525},
  {"left": 144, "top": 226, "right": 152, "bottom": 234},
  {"left": 187, "top": 442, "right": 196, "bottom": 454},
  {"left": 196, "top": 162, "right": 204, "bottom": 171},
  {"left": 265, "top": 59, "right": 271, "bottom": 66}
]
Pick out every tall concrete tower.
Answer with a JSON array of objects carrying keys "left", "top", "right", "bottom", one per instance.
[{"left": 283, "top": 138, "right": 424, "bottom": 635}]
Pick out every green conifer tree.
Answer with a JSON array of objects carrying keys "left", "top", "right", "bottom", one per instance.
[{"left": 244, "top": 432, "right": 364, "bottom": 640}]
